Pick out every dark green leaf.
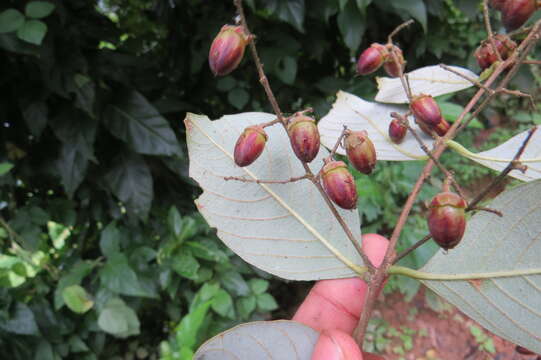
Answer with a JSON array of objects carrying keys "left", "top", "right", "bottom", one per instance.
[
  {"left": 337, "top": 1, "right": 365, "bottom": 52},
  {"left": 17, "top": 20, "right": 48, "bottom": 45},
  {"left": 104, "top": 90, "right": 181, "bottom": 156},
  {"left": 99, "top": 253, "right": 156, "bottom": 298},
  {"left": 0, "top": 9, "right": 25, "bottom": 34},
  {"left": 256, "top": 293, "right": 278, "bottom": 312},
  {"left": 104, "top": 154, "right": 153, "bottom": 220},
  {"left": 69, "top": 74, "right": 95, "bottom": 117},
  {"left": 389, "top": 0, "right": 427, "bottom": 31},
  {"left": 171, "top": 250, "right": 200, "bottom": 280},
  {"left": 56, "top": 141, "right": 89, "bottom": 198},
  {"left": 219, "top": 270, "right": 249, "bottom": 297},
  {"left": 0, "top": 303, "right": 40, "bottom": 335},
  {"left": 274, "top": 56, "right": 297, "bottom": 85},
  {"left": 168, "top": 206, "right": 183, "bottom": 237},
  {"left": 62, "top": 285, "right": 94, "bottom": 314},
  {"left": 98, "top": 298, "right": 140, "bottom": 338},
  {"left": 211, "top": 289, "right": 234, "bottom": 317},
  {"left": 249, "top": 279, "right": 269, "bottom": 295},
  {"left": 68, "top": 336, "right": 90, "bottom": 353},
  {"left": 34, "top": 340, "right": 54, "bottom": 360},
  {"left": 237, "top": 295, "right": 256, "bottom": 319},
  {"left": 227, "top": 88, "right": 249, "bottom": 110},
  {"left": 25, "top": 2, "right": 56, "bottom": 19},
  {"left": 266, "top": 0, "right": 305, "bottom": 32},
  {"left": 20, "top": 100, "right": 48, "bottom": 138},
  {"left": 100, "top": 222, "right": 120, "bottom": 257},
  {"left": 186, "top": 239, "right": 228, "bottom": 263}
]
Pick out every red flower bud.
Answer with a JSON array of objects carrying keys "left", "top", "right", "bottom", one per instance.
[
  {"left": 209, "top": 25, "right": 247, "bottom": 76},
  {"left": 428, "top": 192, "right": 467, "bottom": 250},
  {"left": 489, "top": 0, "right": 507, "bottom": 10},
  {"left": 321, "top": 161, "right": 358, "bottom": 210},
  {"left": 515, "top": 345, "right": 536, "bottom": 355},
  {"left": 233, "top": 126, "right": 267, "bottom": 167},
  {"left": 345, "top": 130, "right": 377, "bottom": 175},
  {"left": 434, "top": 118, "right": 450, "bottom": 137},
  {"left": 502, "top": 0, "right": 538, "bottom": 31},
  {"left": 287, "top": 115, "right": 320, "bottom": 163},
  {"left": 474, "top": 34, "right": 517, "bottom": 70},
  {"left": 356, "top": 43, "right": 388, "bottom": 75},
  {"left": 388, "top": 118, "right": 407, "bottom": 144},
  {"left": 383, "top": 45, "right": 405, "bottom": 78},
  {"left": 410, "top": 94, "right": 442, "bottom": 127}
]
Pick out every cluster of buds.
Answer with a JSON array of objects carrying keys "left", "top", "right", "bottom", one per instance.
[
  {"left": 209, "top": 25, "right": 248, "bottom": 76},
  {"left": 490, "top": 0, "right": 539, "bottom": 31},
  {"left": 410, "top": 94, "right": 450, "bottom": 137},
  {"left": 474, "top": 34, "right": 517, "bottom": 70},
  {"left": 427, "top": 191, "right": 467, "bottom": 250},
  {"left": 356, "top": 43, "right": 405, "bottom": 78}
]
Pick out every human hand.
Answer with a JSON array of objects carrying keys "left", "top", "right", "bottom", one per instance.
[{"left": 292, "top": 234, "right": 389, "bottom": 360}]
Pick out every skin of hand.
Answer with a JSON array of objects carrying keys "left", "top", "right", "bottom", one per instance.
[{"left": 292, "top": 234, "right": 389, "bottom": 360}]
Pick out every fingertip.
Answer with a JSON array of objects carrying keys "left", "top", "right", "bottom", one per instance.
[
  {"left": 311, "top": 330, "right": 363, "bottom": 360},
  {"left": 361, "top": 233, "right": 389, "bottom": 267}
]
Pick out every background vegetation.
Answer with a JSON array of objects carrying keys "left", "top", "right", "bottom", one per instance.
[{"left": 0, "top": 0, "right": 539, "bottom": 358}]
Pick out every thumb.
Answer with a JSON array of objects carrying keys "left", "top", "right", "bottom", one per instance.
[{"left": 311, "top": 330, "right": 363, "bottom": 360}]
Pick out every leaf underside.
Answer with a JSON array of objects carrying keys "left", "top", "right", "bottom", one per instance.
[
  {"left": 318, "top": 91, "right": 431, "bottom": 161},
  {"left": 421, "top": 180, "right": 541, "bottom": 353},
  {"left": 461, "top": 129, "right": 541, "bottom": 182},
  {"left": 375, "top": 65, "right": 477, "bottom": 104},
  {"left": 194, "top": 320, "right": 318, "bottom": 360},
  {"left": 185, "top": 112, "right": 363, "bottom": 281}
]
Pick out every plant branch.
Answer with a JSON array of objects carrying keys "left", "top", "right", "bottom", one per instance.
[
  {"left": 482, "top": 0, "right": 502, "bottom": 62},
  {"left": 354, "top": 18, "right": 541, "bottom": 345},
  {"left": 233, "top": 0, "right": 375, "bottom": 275},
  {"left": 387, "top": 19, "right": 414, "bottom": 44},
  {"left": 466, "top": 126, "right": 537, "bottom": 212},
  {"left": 223, "top": 175, "right": 309, "bottom": 184},
  {"left": 393, "top": 234, "right": 432, "bottom": 264}
]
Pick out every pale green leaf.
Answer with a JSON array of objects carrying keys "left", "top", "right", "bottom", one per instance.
[
  {"left": 186, "top": 112, "right": 363, "bottom": 280},
  {"left": 194, "top": 320, "right": 318, "bottom": 360},
  {"left": 421, "top": 181, "right": 541, "bottom": 354},
  {"left": 447, "top": 129, "right": 541, "bottom": 182},
  {"left": 62, "top": 285, "right": 94, "bottom": 314},
  {"left": 0, "top": 162, "right": 14, "bottom": 176},
  {"left": 318, "top": 91, "right": 430, "bottom": 161},
  {"left": 98, "top": 298, "right": 140, "bottom": 338},
  {"left": 375, "top": 65, "right": 477, "bottom": 104}
]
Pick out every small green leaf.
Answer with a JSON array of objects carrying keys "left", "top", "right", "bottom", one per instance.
[
  {"left": 25, "top": 2, "right": 55, "bottom": 19},
  {"left": 62, "top": 285, "right": 94, "bottom": 314},
  {"left": 0, "top": 162, "right": 14, "bottom": 176},
  {"left": 175, "top": 301, "right": 212, "bottom": 349},
  {"left": 274, "top": 56, "right": 297, "bottom": 85},
  {"left": 219, "top": 271, "right": 249, "bottom": 297},
  {"left": 17, "top": 20, "right": 47, "bottom": 45},
  {"left": 47, "top": 221, "right": 70, "bottom": 250},
  {"left": 237, "top": 295, "right": 256, "bottom": 319},
  {"left": 249, "top": 279, "right": 269, "bottom": 295},
  {"left": 99, "top": 222, "right": 120, "bottom": 257},
  {"left": 228, "top": 88, "right": 249, "bottom": 110},
  {"left": 266, "top": 0, "right": 305, "bottom": 32},
  {"left": 256, "top": 293, "right": 278, "bottom": 312},
  {"left": 54, "top": 261, "right": 95, "bottom": 310},
  {"left": 0, "top": 9, "right": 25, "bottom": 34},
  {"left": 171, "top": 250, "right": 200, "bottom": 280},
  {"left": 99, "top": 253, "right": 156, "bottom": 298},
  {"left": 98, "top": 298, "right": 140, "bottom": 338},
  {"left": 211, "top": 289, "right": 234, "bottom": 317},
  {"left": 0, "top": 303, "right": 39, "bottom": 335},
  {"left": 168, "top": 206, "right": 183, "bottom": 237}
]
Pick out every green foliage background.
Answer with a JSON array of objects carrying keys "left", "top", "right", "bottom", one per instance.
[{"left": 0, "top": 0, "right": 539, "bottom": 358}]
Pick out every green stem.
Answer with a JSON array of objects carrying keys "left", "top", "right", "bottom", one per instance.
[
  {"left": 447, "top": 140, "right": 541, "bottom": 163},
  {"left": 388, "top": 265, "right": 541, "bottom": 280}
]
